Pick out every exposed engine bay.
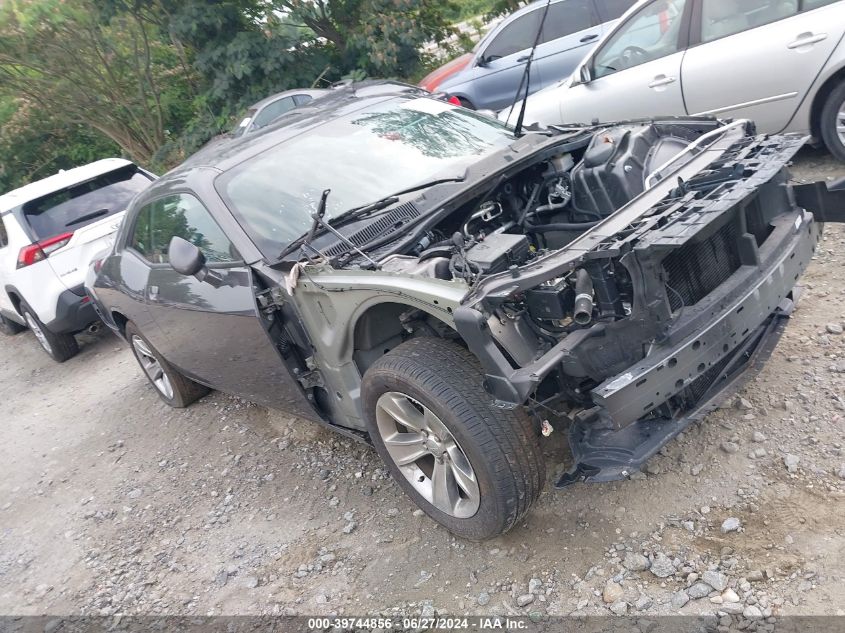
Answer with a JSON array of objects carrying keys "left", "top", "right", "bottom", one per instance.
[
  {"left": 287, "top": 117, "right": 845, "bottom": 486},
  {"left": 374, "top": 122, "right": 703, "bottom": 332}
]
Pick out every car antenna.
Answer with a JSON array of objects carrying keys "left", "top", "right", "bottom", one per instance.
[
  {"left": 507, "top": 0, "right": 553, "bottom": 137},
  {"left": 303, "top": 188, "right": 381, "bottom": 269}
]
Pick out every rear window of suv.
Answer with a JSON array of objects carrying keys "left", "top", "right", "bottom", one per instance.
[{"left": 22, "top": 165, "right": 153, "bottom": 240}]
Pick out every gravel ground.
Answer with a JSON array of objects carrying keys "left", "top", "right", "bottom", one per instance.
[{"left": 1, "top": 147, "right": 844, "bottom": 625}]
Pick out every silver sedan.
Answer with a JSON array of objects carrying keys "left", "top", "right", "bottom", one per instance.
[{"left": 505, "top": 0, "right": 845, "bottom": 160}]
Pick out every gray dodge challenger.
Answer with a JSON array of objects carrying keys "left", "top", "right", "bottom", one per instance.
[{"left": 86, "top": 82, "right": 845, "bottom": 539}]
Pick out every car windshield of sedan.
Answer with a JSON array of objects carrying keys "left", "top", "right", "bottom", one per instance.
[{"left": 217, "top": 98, "right": 514, "bottom": 258}]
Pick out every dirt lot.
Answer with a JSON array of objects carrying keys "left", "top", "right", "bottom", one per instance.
[{"left": 2, "top": 147, "right": 845, "bottom": 624}]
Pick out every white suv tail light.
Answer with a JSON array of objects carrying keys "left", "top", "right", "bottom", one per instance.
[{"left": 16, "top": 232, "right": 74, "bottom": 269}]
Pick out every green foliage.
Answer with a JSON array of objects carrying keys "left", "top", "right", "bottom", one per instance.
[
  {"left": 0, "top": 0, "right": 476, "bottom": 193},
  {"left": 0, "top": 96, "right": 119, "bottom": 194},
  {"left": 441, "top": 0, "right": 500, "bottom": 22}
]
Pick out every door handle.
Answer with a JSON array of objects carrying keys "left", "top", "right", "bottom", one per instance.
[
  {"left": 788, "top": 32, "right": 827, "bottom": 49},
  {"left": 648, "top": 75, "right": 676, "bottom": 89},
  {"left": 517, "top": 55, "right": 530, "bottom": 62},
  {"left": 148, "top": 285, "right": 159, "bottom": 301},
  {"left": 580, "top": 34, "right": 599, "bottom": 43}
]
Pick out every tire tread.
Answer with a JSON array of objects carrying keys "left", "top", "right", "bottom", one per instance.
[{"left": 363, "top": 337, "right": 545, "bottom": 538}]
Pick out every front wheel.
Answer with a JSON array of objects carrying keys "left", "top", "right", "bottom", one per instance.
[
  {"left": 820, "top": 81, "right": 845, "bottom": 161},
  {"left": 125, "top": 321, "right": 209, "bottom": 408},
  {"left": 20, "top": 303, "right": 78, "bottom": 362},
  {"left": 361, "top": 337, "right": 545, "bottom": 540}
]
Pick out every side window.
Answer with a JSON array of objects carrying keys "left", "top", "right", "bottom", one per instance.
[
  {"left": 593, "top": 0, "right": 688, "bottom": 79},
  {"left": 252, "top": 97, "right": 295, "bottom": 129},
  {"left": 540, "top": 0, "right": 596, "bottom": 43},
  {"left": 129, "top": 194, "right": 238, "bottom": 265},
  {"left": 701, "top": 0, "right": 797, "bottom": 43},
  {"left": 0, "top": 217, "right": 8, "bottom": 248},
  {"left": 596, "top": 0, "right": 637, "bottom": 20},
  {"left": 483, "top": 11, "right": 542, "bottom": 60},
  {"left": 293, "top": 94, "right": 314, "bottom": 106}
]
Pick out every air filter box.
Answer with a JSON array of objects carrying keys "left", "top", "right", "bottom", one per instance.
[{"left": 465, "top": 234, "right": 530, "bottom": 274}]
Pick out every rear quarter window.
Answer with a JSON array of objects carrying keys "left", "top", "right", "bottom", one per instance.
[{"left": 22, "top": 165, "right": 153, "bottom": 240}]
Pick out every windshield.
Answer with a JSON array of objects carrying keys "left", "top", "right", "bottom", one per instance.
[
  {"left": 217, "top": 98, "right": 514, "bottom": 258},
  {"left": 593, "top": 0, "right": 686, "bottom": 79},
  {"left": 22, "top": 165, "right": 153, "bottom": 240}
]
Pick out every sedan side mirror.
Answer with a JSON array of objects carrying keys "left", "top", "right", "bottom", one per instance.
[
  {"left": 168, "top": 236, "right": 206, "bottom": 277},
  {"left": 578, "top": 65, "right": 592, "bottom": 85}
]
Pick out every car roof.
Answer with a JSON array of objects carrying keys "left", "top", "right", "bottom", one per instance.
[
  {"left": 0, "top": 158, "right": 134, "bottom": 213},
  {"left": 249, "top": 88, "right": 332, "bottom": 111},
  {"left": 150, "top": 81, "right": 429, "bottom": 194}
]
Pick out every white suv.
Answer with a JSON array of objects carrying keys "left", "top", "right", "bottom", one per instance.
[{"left": 0, "top": 159, "right": 155, "bottom": 361}]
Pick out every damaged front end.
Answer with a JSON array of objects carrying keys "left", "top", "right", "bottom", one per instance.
[
  {"left": 284, "top": 116, "right": 845, "bottom": 486},
  {"left": 453, "top": 129, "right": 844, "bottom": 487}
]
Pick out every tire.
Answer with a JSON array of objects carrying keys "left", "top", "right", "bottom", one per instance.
[
  {"left": 20, "top": 303, "right": 79, "bottom": 362},
  {"left": 0, "top": 314, "right": 25, "bottom": 336},
  {"left": 819, "top": 81, "right": 845, "bottom": 162},
  {"left": 125, "top": 321, "right": 209, "bottom": 408},
  {"left": 361, "top": 337, "right": 545, "bottom": 540}
]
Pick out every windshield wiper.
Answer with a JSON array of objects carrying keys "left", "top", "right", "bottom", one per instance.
[
  {"left": 328, "top": 176, "right": 466, "bottom": 228},
  {"left": 278, "top": 189, "right": 331, "bottom": 260},
  {"left": 277, "top": 176, "right": 465, "bottom": 261},
  {"left": 66, "top": 208, "right": 109, "bottom": 227}
]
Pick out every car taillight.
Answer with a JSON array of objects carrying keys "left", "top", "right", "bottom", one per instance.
[
  {"left": 17, "top": 232, "right": 74, "bottom": 269},
  {"left": 447, "top": 95, "right": 462, "bottom": 106}
]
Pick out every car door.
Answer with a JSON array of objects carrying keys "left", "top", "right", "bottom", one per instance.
[
  {"left": 681, "top": 0, "right": 845, "bottom": 134},
  {"left": 533, "top": 0, "right": 605, "bottom": 92},
  {"left": 562, "top": 0, "right": 692, "bottom": 124},
  {"left": 135, "top": 192, "right": 295, "bottom": 409},
  {"left": 470, "top": 8, "right": 545, "bottom": 111}
]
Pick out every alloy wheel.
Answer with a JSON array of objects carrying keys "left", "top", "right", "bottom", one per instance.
[
  {"left": 837, "top": 101, "right": 845, "bottom": 147},
  {"left": 24, "top": 312, "right": 52, "bottom": 354},
  {"left": 375, "top": 391, "right": 480, "bottom": 518},
  {"left": 131, "top": 335, "right": 174, "bottom": 400}
]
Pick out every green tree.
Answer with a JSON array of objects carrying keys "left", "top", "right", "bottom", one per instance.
[
  {"left": 0, "top": 0, "right": 192, "bottom": 165},
  {"left": 0, "top": 95, "right": 119, "bottom": 193}
]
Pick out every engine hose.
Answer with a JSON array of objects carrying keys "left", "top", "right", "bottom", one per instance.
[
  {"left": 573, "top": 269, "right": 594, "bottom": 326},
  {"left": 533, "top": 201, "right": 570, "bottom": 214},
  {"left": 525, "top": 219, "right": 600, "bottom": 232}
]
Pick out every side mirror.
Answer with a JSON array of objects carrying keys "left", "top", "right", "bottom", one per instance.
[
  {"left": 476, "top": 55, "right": 489, "bottom": 68},
  {"left": 578, "top": 65, "right": 592, "bottom": 85},
  {"left": 168, "top": 236, "right": 206, "bottom": 277}
]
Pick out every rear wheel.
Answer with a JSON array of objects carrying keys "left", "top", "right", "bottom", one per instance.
[
  {"left": 0, "top": 314, "right": 25, "bottom": 336},
  {"left": 20, "top": 303, "right": 78, "bottom": 362},
  {"left": 361, "top": 337, "right": 545, "bottom": 540},
  {"left": 820, "top": 81, "right": 845, "bottom": 161},
  {"left": 125, "top": 321, "right": 209, "bottom": 408}
]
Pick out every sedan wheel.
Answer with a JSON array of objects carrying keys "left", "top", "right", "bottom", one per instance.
[
  {"left": 362, "top": 337, "right": 545, "bottom": 540},
  {"left": 375, "top": 391, "right": 480, "bottom": 518},
  {"left": 820, "top": 82, "right": 845, "bottom": 162},
  {"left": 837, "top": 104, "right": 845, "bottom": 148},
  {"left": 124, "top": 321, "right": 209, "bottom": 408},
  {"left": 131, "top": 334, "right": 174, "bottom": 400}
]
